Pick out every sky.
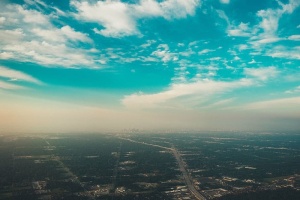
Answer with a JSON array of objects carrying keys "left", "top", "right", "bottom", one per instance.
[{"left": 0, "top": 0, "right": 300, "bottom": 133}]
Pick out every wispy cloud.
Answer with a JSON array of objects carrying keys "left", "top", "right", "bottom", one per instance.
[
  {"left": 201, "top": 98, "right": 235, "bottom": 109},
  {"left": 225, "top": 0, "right": 300, "bottom": 60},
  {"left": 122, "top": 65, "right": 283, "bottom": 109},
  {"left": 288, "top": 35, "right": 300, "bottom": 41},
  {"left": 32, "top": 25, "right": 91, "bottom": 43},
  {"left": 251, "top": 0, "right": 300, "bottom": 45},
  {"left": 267, "top": 46, "right": 300, "bottom": 60},
  {"left": 244, "top": 97, "right": 300, "bottom": 112},
  {"left": 228, "top": 22, "right": 252, "bottom": 37},
  {"left": 285, "top": 86, "right": 300, "bottom": 94},
  {"left": 0, "top": 17, "right": 5, "bottom": 24},
  {"left": 122, "top": 78, "right": 253, "bottom": 109},
  {"left": 198, "top": 49, "right": 215, "bottom": 55},
  {"left": 220, "top": 0, "right": 230, "bottom": 4},
  {"left": 0, "top": 66, "right": 42, "bottom": 84},
  {"left": 23, "top": 0, "right": 68, "bottom": 18},
  {"left": 244, "top": 66, "right": 279, "bottom": 81},
  {"left": 71, "top": 0, "right": 201, "bottom": 37},
  {"left": 151, "top": 44, "right": 178, "bottom": 63},
  {"left": 0, "top": 80, "right": 23, "bottom": 90}
]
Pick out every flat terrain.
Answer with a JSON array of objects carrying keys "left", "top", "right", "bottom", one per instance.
[{"left": 0, "top": 132, "right": 299, "bottom": 199}]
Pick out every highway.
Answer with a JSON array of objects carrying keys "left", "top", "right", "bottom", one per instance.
[
  {"left": 171, "top": 147, "right": 206, "bottom": 200},
  {"left": 118, "top": 137, "right": 207, "bottom": 200},
  {"left": 111, "top": 142, "right": 122, "bottom": 195}
]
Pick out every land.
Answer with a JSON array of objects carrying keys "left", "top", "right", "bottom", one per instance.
[{"left": 0, "top": 132, "right": 299, "bottom": 199}]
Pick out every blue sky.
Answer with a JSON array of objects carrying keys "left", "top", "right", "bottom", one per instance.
[{"left": 0, "top": 0, "right": 300, "bottom": 133}]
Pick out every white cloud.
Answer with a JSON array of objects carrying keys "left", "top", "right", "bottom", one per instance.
[
  {"left": 228, "top": 22, "right": 252, "bottom": 37},
  {"left": 267, "top": 46, "right": 300, "bottom": 60},
  {"left": 244, "top": 66, "right": 279, "bottom": 81},
  {"left": 134, "top": 0, "right": 164, "bottom": 17},
  {"left": 285, "top": 86, "right": 300, "bottom": 94},
  {"left": 72, "top": 0, "right": 137, "bottom": 37},
  {"left": 0, "top": 66, "right": 41, "bottom": 84},
  {"left": 226, "top": 0, "right": 300, "bottom": 58},
  {"left": 198, "top": 49, "right": 215, "bottom": 55},
  {"left": 14, "top": 4, "right": 49, "bottom": 25},
  {"left": 227, "top": 49, "right": 237, "bottom": 56},
  {"left": 31, "top": 28, "right": 64, "bottom": 42},
  {"left": 0, "top": 80, "right": 23, "bottom": 90},
  {"left": 0, "top": 17, "right": 5, "bottom": 24},
  {"left": 122, "top": 78, "right": 253, "bottom": 108},
  {"left": 60, "top": 26, "right": 91, "bottom": 43},
  {"left": 2, "top": 41, "right": 95, "bottom": 67},
  {"left": 0, "top": 29, "right": 24, "bottom": 43},
  {"left": 248, "top": 59, "right": 256, "bottom": 64},
  {"left": 228, "top": 29, "right": 250, "bottom": 37},
  {"left": 92, "top": 28, "right": 102, "bottom": 35},
  {"left": 220, "top": 0, "right": 230, "bottom": 4},
  {"left": 251, "top": 37, "right": 282, "bottom": 44},
  {"left": 31, "top": 26, "right": 91, "bottom": 43},
  {"left": 278, "top": 0, "right": 300, "bottom": 13},
  {"left": 134, "top": 0, "right": 200, "bottom": 19},
  {"left": 24, "top": 0, "right": 47, "bottom": 7},
  {"left": 210, "top": 57, "right": 222, "bottom": 61},
  {"left": 71, "top": 0, "right": 200, "bottom": 37},
  {"left": 179, "top": 48, "right": 195, "bottom": 57},
  {"left": 216, "top": 10, "right": 230, "bottom": 26},
  {"left": 189, "top": 41, "right": 199, "bottom": 47},
  {"left": 0, "top": 52, "right": 14, "bottom": 59},
  {"left": 0, "top": 4, "right": 97, "bottom": 68},
  {"left": 257, "top": 9, "right": 280, "bottom": 36},
  {"left": 233, "top": 56, "right": 240, "bottom": 61},
  {"left": 238, "top": 44, "right": 248, "bottom": 51},
  {"left": 251, "top": 0, "right": 300, "bottom": 43},
  {"left": 158, "top": 0, "right": 200, "bottom": 19},
  {"left": 288, "top": 35, "right": 300, "bottom": 41},
  {"left": 244, "top": 97, "right": 300, "bottom": 111},
  {"left": 202, "top": 98, "right": 235, "bottom": 109},
  {"left": 151, "top": 44, "right": 177, "bottom": 63}
]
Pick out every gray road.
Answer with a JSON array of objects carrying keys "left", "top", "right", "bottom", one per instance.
[
  {"left": 119, "top": 137, "right": 206, "bottom": 200},
  {"left": 171, "top": 148, "right": 206, "bottom": 200}
]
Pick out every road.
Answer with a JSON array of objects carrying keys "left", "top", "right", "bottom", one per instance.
[
  {"left": 111, "top": 142, "right": 122, "bottom": 195},
  {"left": 44, "top": 140, "right": 92, "bottom": 197},
  {"left": 171, "top": 147, "right": 206, "bottom": 200},
  {"left": 118, "top": 137, "right": 207, "bottom": 200}
]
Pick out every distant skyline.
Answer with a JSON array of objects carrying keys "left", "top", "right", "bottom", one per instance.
[{"left": 0, "top": 0, "right": 300, "bottom": 133}]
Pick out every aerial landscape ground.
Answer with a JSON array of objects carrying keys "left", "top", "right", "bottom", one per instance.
[{"left": 1, "top": 132, "right": 299, "bottom": 200}]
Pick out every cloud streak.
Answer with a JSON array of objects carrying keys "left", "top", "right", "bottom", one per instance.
[
  {"left": 244, "top": 97, "right": 300, "bottom": 115},
  {"left": 0, "top": 66, "right": 42, "bottom": 84},
  {"left": 244, "top": 66, "right": 279, "bottom": 81},
  {"left": 71, "top": 0, "right": 201, "bottom": 37},
  {"left": 122, "top": 78, "right": 253, "bottom": 109},
  {"left": 0, "top": 80, "right": 23, "bottom": 90},
  {"left": 122, "top": 65, "right": 281, "bottom": 109}
]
